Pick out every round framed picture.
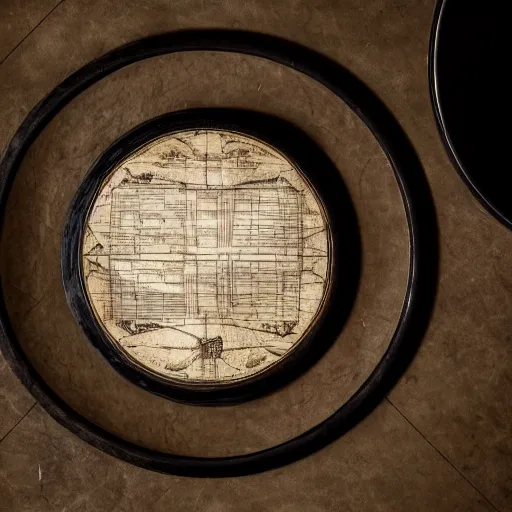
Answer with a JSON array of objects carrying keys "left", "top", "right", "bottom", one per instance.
[{"left": 62, "top": 108, "right": 360, "bottom": 405}]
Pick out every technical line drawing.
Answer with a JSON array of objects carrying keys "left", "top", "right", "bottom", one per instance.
[{"left": 83, "top": 130, "right": 329, "bottom": 382}]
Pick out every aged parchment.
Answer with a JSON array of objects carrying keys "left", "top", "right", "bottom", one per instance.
[{"left": 83, "top": 130, "right": 329, "bottom": 382}]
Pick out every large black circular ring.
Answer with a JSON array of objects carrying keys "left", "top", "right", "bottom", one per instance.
[
  {"left": 0, "top": 30, "right": 438, "bottom": 477},
  {"left": 62, "top": 108, "right": 361, "bottom": 406}
]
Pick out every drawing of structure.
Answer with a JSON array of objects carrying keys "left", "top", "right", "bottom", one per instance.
[{"left": 83, "top": 130, "right": 329, "bottom": 382}]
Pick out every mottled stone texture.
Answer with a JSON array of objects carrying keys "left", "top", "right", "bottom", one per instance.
[
  {"left": 0, "top": 359, "right": 34, "bottom": 440},
  {"left": 0, "top": 0, "right": 510, "bottom": 511},
  {"left": 0, "top": 405, "right": 496, "bottom": 512},
  {"left": 0, "top": 0, "right": 60, "bottom": 63}
]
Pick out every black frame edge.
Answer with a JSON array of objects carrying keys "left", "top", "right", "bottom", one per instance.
[{"left": 0, "top": 29, "right": 438, "bottom": 477}]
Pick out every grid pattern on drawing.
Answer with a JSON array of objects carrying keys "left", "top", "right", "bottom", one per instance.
[
  {"left": 103, "top": 184, "right": 302, "bottom": 324},
  {"left": 110, "top": 188, "right": 187, "bottom": 254},
  {"left": 108, "top": 259, "right": 300, "bottom": 323},
  {"left": 231, "top": 188, "right": 300, "bottom": 248},
  {"left": 109, "top": 186, "right": 300, "bottom": 254},
  {"left": 193, "top": 187, "right": 301, "bottom": 250},
  {"left": 231, "top": 260, "right": 299, "bottom": 320},
  {"left": 109, "top": 261, "right": 187, "bottom": 322}
]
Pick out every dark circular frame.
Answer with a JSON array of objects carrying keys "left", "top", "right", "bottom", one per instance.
[
  {"left": 62, "top": 108, "right": 361, "bottom": 406},
  {"left": 0, "top": 30, "right": 438, "bottom": 477},
  {"left": 429, "top": 0, "right": 512, "bottom": 230}
]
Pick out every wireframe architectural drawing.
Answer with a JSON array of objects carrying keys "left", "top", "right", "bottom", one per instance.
[{"left": 83, "top": 130, "right": 330, "bottom": 382}]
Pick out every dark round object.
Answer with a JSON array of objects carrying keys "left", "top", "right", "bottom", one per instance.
[
  {"left": 62, "top": 108, "right": 361, "bottom": 406},
  {"left": 430, "top": 0, "right": 511, "bottom": 229},
  {"left": 0, "top": 30, "right": 437, "bottom": 477}
]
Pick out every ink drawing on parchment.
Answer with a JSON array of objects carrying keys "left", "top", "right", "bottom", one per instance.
[{"left": 83, "top": 130, "right": 329, "bottom": 383}]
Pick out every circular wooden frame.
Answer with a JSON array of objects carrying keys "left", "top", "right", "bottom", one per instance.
[
  {"left": 0, "top": 30, "right": 437, "bottom": 477},
  {"left": 62, "top": 108, "right": 360, "bottom": 405}
]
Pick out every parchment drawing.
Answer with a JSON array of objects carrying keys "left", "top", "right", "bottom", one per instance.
[{"left": 83, "top": 130, "right": 329, "bottom": 382}]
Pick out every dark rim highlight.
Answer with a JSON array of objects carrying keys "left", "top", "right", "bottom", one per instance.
[{"left": 429, "top": 0, "right": 512, "bottom": 230}]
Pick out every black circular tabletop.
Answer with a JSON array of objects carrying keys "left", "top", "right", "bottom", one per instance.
[{"left": 430, "top": 0, "right": 511, "bottom": 230}]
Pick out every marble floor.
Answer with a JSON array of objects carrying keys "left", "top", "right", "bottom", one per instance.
[{"left": 0, "top": 1, "right": 510, "bottom": 510}]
